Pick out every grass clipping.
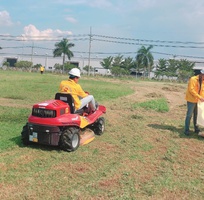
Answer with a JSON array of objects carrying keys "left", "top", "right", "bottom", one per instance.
[{"left": 133, "top": 98, "right": 169, "bottom": 113}]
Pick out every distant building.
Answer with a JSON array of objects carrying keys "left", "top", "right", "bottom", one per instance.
[
  {"left": 94, "top": 67, "right": 111, "bottom": 75},
  {"left": 2, "top": 57, "right": 18, "bottom": 67},
  {"left": 129, "top": 68, "right": 143, "bottom": 77}
]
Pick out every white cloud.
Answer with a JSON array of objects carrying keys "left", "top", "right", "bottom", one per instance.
[
  {"left": 65, "top": 16, "right": 78, "bottom": 24},
  {"left": 21, "top": 24, "right": 72, "bottom": 40},
  {"left": 0, "top": 10, "right": 13, "bottom": 26}
]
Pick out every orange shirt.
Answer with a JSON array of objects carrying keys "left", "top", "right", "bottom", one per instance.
[
  {"left": 59, "top": 79, "right": 87, "bottom": 109},
  {"left": 185, "top": 75, "right": 204, "bottom": 103}
]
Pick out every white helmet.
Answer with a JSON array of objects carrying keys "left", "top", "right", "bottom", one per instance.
[{"left": 69, "top": 68, "right": 81, "bottom": 77}]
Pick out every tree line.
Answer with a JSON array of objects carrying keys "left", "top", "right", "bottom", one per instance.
[{"left": 1, "top": 38, "right": 195, "bottom": 81}]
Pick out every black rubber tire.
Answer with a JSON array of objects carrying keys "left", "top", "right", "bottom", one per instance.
[
  {"left": 93, "top": 117, "right": 105, "bottom": 135},
  {"left": 59, "top": 127, "right": 80, "bottom": 152},
  {"left": 21, "top": 123, "right": 30, "bottom": 145}
]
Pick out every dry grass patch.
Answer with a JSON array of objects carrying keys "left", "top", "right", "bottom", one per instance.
[{"left": 1, "top": 72, "right": 204, "bottom": 199}]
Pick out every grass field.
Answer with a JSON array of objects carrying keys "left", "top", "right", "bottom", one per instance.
[{"left": 0, "top": 70, "right": 204, "bottom": 200}]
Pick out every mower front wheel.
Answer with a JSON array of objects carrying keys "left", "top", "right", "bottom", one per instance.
[
  {"left": 93, "top": 117, "right": 105, "bottom": 135},
  {"left": 59, "top": 127, "right": 80, "bottom": 152},
  {"left": 21, "top": 123, "right": 30, "bottom": 145}
]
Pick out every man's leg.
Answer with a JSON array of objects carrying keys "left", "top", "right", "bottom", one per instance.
[
  {"left": 193, "top": 103, "right": 200, "bottom": 133},
  {"left": 79, "top": 95, "right": 96, "bottom": 111},
  {"left": 184, "top": 102, "right": 196, "bottom": 135}
]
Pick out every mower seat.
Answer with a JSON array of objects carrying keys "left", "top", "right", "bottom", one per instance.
[{"left": 55, "top": 93, "right": 75, "bottom": 114}]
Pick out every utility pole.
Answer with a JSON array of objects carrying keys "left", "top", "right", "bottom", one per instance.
[
  {"left": 88, "top": 27, "right": 92, "bottom": 76},
  {"left": 45, "top": 53, "right": 48, "bottom": 69},
  {"left": 21, "top": 35, "right": 25, "bottom": 61},
  {"left": 31, "top": 41, "right": 34, "bottom": 65},
  {"left": 30, "top": 41, "right": 34, "bottom": 72}
]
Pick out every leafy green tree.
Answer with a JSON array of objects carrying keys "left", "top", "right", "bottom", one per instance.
[
  {"left": 166, "top": 59, "right": 178, "bottom": 79},
  {"left": 177, "top": 59, "right": 194, "bottom": 82},
  {"left": 136, "top": 45, "right": 154, "bottom": 78},
  {"left": 53, "top": 38, "right": 75, "bottom": 73},
  {"left": 154, "top": 58, "right": 195, "bottom": 82},
  {"left": 100, "top": 55, "right": 135, "bottom": 76},
  {"left": 155, "top": 59, "right": 168, "bottom": 79},
  {"left": 64, "top": 63, "right": 78, "bottom": 73},
  {"left": 121, "top": 57, "right": 134, "bottom": 70},
  {"left": 33, "top": 64, "right": 42, "bottom": 69},
  {"left": 111, "top": 66, "right": 128, "bottom": 76},
  {"left": 3, "top": 61, "right": 10, "bottom": 67},
  {"left": 100, "top": 56, "right": 113, "bottom": 69},
  {"left": 83, "top": 65, "right": 93, "bottom": 75},
  {"left": 133, "top": 60, "right": 143, "bottom": 76},
  {"left": 54, "top": 63, "right": 62, "bottom": 70},
  {"left": 112, "top": 55, "right": 124, "bottom": 67},
  {"left": 15, "top": 61, "right": 32, "bottom": 69}
]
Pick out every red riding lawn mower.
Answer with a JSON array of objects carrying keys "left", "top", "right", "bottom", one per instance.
[{"left": 21, "top": 93, "right": 106, "bottom": 152}]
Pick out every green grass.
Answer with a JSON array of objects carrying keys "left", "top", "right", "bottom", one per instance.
[
  {"left": 0, "top": 70, "right": 133, "bottom": 152},
  {"left": 0, "top": 71, "right": 133, "bottom": 103},
  {"left": 0, "top": 70, "right": 204, "bottom": 200},
  {"left": 133, "top": 98, "right": 169, "bottom": 112}
]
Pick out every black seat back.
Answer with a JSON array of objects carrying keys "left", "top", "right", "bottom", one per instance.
[{"left": 55, "top": 93, "right": 75, "bottom": 114}]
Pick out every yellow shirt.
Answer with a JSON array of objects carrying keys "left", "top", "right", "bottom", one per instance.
[
  {"left": 40, "top": 66, "right": 44, "bottom": 71},
  {"left": 185, "top": 75, "right": 204, "bottom": 103},
  {"left": 59, "top": 79, "right": 88, "bottom": 109}
]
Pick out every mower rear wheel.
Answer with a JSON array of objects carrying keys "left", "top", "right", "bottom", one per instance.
[
  {"left": 93, "top": 117, "right": 105, "bottom": 135},
  {"left": 59, "top": 127, "right": 80, "bottom": 152},
  {"left": 21, "top": 123, "right": 30, "bottom": 145}
]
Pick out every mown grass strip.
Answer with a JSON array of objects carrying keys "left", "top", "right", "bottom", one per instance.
[{"left": 133, "top": 98, "right": 169, "bottom": 112}]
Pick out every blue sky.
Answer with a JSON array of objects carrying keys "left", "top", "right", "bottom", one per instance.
[{"left": 1, "top": 0, "right": 204, "bottom": 63}]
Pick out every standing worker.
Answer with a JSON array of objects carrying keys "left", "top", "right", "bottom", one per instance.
[
  {"left": 59, "top": 68, "right": 97, "bottom": 113},
  {"left": 40, "top": 66, "right": 44, "bottom": 74},
  {"left": 184, "top": 69, "right": 204, "bottom": 136}
]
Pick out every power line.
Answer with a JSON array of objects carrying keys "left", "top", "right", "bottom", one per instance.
[
  {"left": 93, "top": 38, "right": 204, "bottom": 49},
  {"left": 93, "top": 34, "right": 204, "bottom": 45},
  {"left": 0, "top": 34, "right": 90, "bottom": 42},
  {"left": 1, "top": 33, "right": 204, "bottom": 49},
  {"left": 1, "top": 33, "right": 204, "bottom": 45},
  {"left": 2, "top": 46, "right": 204, "bottom": 61},
  {"left": 1, "top": 33, "right": 204, "bottom": 61}
]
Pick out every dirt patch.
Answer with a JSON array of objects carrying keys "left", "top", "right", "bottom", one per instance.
[
  {"left": 145, "top": 92, "right": 164, "bottom": 98},
  {"left": 0, "top": 97, "right": 31, "bottom": 108},
  {"left": 2, "top": 79, "right": 204, "bottom": 200}
]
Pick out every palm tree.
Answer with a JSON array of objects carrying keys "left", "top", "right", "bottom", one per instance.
[
  {"left": 177, "top": 59, "right": 195, "bottom": 82},
  {"left": 136, "top": 45, "right": 154, "bottom": 78},
  {"left": 121, "top": 57, "right": 134, "bottom": 70},
  {"left": 100, "top": 56, "right": 113, "bottom": 69},
  {"left": 112, "top": 55, "right": 124, "bottom": 67},
  {"left": 53, "top": 38, "right": 75, "bottom": 73},
  {"left": 155, "top": 58, "right": 168, "bottom": 79}
]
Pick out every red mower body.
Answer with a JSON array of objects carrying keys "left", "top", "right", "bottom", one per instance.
[{"left": 21, "top": 94, "right": 106, "bottom": 151}]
